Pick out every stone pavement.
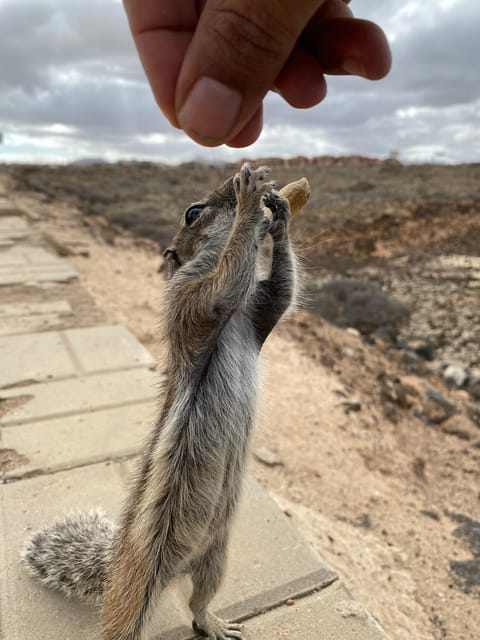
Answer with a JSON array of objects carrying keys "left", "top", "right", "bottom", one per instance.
[
  {"left": 0, "top": 202, "right": 388, "bottom": 639},
  {"left": 0, "top": 214, "right": 77, "bottom": 285}
]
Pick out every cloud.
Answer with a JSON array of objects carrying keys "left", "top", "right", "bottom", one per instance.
[
  {"left": 0, "top": 0, "right": 478, "bottom": 163},
  {"left": 0, "top": 0, "right": 141, "bottom": 91}
]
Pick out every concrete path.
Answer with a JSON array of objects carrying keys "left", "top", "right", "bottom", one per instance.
[
  {"left": 0, "top": 203, "right": 388, "bottom": 639},
  {"left": 0, "top": 214, "right": 77, "bottom": 285}
]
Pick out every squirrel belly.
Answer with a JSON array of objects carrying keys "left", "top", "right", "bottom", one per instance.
[
  {"left": 20, "top": 322, "right": 259, "bottom": 610},
  {"left": 21, "top": 508, "right": 116, "bottom": 604}
]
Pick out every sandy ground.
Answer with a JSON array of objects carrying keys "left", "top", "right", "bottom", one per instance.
[{"left": 3, "top": 170, "right": 480, "bottom": 640}]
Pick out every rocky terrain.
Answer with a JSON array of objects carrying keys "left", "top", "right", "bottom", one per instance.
[
  {"left": 9, "top": 161, "right": 480, "bottom": 385},
  {"left": 3, "top": 160, "right": 480, "bottom": 640}
]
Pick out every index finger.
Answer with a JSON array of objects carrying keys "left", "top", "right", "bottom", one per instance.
[{"left": 123, "top": 0, "right": 200, "bottom": 126}]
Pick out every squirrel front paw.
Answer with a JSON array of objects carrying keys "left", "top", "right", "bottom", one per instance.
[
  {"left": 263, "top": 189, "right": 290, "bottom": 223},
  {"left": 233, "top": 163, "right": 275, "bottom": 215},
  {"left": 263, "top": 189, "right": 290, "bottom": 240}
]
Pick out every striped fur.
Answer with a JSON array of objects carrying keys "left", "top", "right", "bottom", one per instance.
[{"left": 21, "top": 164, "right": 298, "bottom": 640}]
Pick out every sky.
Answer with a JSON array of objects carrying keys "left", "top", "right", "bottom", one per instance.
[{"left": 0, "top": 0, "right": 479, "bottom": 164}]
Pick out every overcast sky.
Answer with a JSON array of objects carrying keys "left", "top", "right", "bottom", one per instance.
[{"left": 0, "top": 0, "right": 479, "bottom": 164}]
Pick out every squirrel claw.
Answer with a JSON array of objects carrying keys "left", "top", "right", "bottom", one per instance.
[
  {"left": 193, "top": 614, "right": 244, "bottom": 639},
  {"left": 234, "top": 163, "right": 270, "bottom": 198}
]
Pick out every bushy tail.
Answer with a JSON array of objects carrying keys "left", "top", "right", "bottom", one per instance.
[{"left": 21, "top": 508, "right": 116, "bottom": 604}]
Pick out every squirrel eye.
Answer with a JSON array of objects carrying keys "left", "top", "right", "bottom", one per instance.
[{"left": 185, "top": 205, "right": 204, "bottom": 226}]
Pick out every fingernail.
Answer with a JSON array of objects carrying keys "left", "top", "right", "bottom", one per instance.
[
  {"left": 342, "top": 58, "right": 366, "bottom": 78},
  {"left": 178, "top": 77, "right": 241, "bottom": 143}
]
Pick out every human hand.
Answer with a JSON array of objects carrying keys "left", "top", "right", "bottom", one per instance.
[{"left": 124, "top": 0, "right": 391, "bottom": 148}]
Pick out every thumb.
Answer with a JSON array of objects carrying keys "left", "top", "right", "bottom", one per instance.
[{"left": 175, "top": 0, "right": 322, "bottom": 146}]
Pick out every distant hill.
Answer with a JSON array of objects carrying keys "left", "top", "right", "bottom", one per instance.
[{"left": 70, "top": 157, "right": 108, "bottom": 166}]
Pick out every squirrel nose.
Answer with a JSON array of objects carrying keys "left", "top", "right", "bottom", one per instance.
[
  {"left": 163, "top": 247, "right": 177, "bottom": 260},
  {"left": 163, "top": 247, "right": 182, "bottom": 266}
]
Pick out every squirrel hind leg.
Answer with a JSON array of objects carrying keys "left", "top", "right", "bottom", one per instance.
[{"left": 20, "top": 507, "right": 116, "bottom": 604}]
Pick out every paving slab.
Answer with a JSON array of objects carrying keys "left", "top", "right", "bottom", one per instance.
[
  {"left": 0, "top": 313, "right": 71, "bottom": 335},
  {"left": 0, "top": 325, "right": 156, "bottom": 389},
  {"left": 0, "top": 301, "right": 73, "bottom": 336},
  {"left": 0, "top": 246, "right": 78, "bottom": 285},
  {"left": 0, "top": 301, "right": 72, "bottom": 318},
  {"left": 0, "top": 216, "right": 33, "bottom": 240},
  {"left": 0, "top": 245, "right": 68, "bottom": 265},
  {"left": 64, "top": 325, "right": 156, "bottom": 373},
  {"left": 0, "top": 463, "right": 336, "bottom": 640},
  {"left": 237, "top": 582, "right": 388, "bottom": 640},
  {"left": 0, "top": 462, "right": 126, "bottom": 640},
  {"left": 2, "top": 402, "right": 155, "bottom": 477},
  {"left": 0, "top": 331, "right": 76, "bottom": 388},
  {"left": 0, "top": 263, "right": 78, "bottom": 285},
  {"left": 0, "top": 245, "right": 34, "bottom": 266},
  {"left": 0, "top": 368, "right": 158, "bottom": 426},
  {"left": 0, "top": 202, "right": 26, "bottom": 217},
  {"left": 0, "top": 283, "right": 107, "bottom": 331},
  {"left": 19, "top": 246, "right": 68, "bottom": 265}
]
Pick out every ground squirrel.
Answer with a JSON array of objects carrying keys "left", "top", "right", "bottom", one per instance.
[{"left": 22, "top": 163, "right": 298, "bottom": 640}]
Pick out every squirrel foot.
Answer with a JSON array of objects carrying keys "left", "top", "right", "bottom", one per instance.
[{"left": 192, "top": 612, "right": 243, "bottom": 639}]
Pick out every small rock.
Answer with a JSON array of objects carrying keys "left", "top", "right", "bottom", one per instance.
[
  {"left": 286, "top": 599, "right": 296, "bottom": 606},
  {"left": 320, "top": 353, "right": 335, "bottom": 368},
  {"left": 443, "top": 365, "right": 469, "bottom": 389},
  {"left": 352, "top": 513, "right": 372, "bottom": 529},
  {"left": 346, "top": 327, "right": 360, "bottom": 337},
  {"left": 297, "top": 320, "right": 310, "bottom": 330},
  {"left": 399, "top": 375, "right": 424, "bottom": 397},
  {"left": 427, "top": 386, "right": 456, "bottom": 411},
  {"left": 430, "top": 330, "right": 446, "bottom": 347},
  {"left": 468, "top": 368, "right": 480, "bottom": 401},
  {"left": 402, "top": 350, "right": 429, "bottom": 375},
  {"left": 253, "top": 447, "right": 283, "bottom": 467},
  {"left": 449, "top": 327, "right": 462, "bottom": 340},
  {"left": 460, "top": 330, "right": 475, "bottom": 345},
  {"left": 406, "top": 338, "right": 435, "bottom": 361},
  {"left": 413, "top": 457, "right": 427, "bottom": 481},
  {"left": 335, "top": 600, "right": 368, "bottom": 620},
  {"left": 421, "top": 509, "right": 440, "bottom": 521},
  {"left": 447, "top": 512, "right": 480, "bottom": 595},
  {"left": 421, "top": 386, "right": 456, "bottom": 424},
  {"left": 342, "top": 401, "right": 362, "bottom": 414},
  {"left": 379, "top": 375, "right": 412, "bottom": 409},
  {"left": 440, "top": 416, "right": 473, "bottom": 441}
]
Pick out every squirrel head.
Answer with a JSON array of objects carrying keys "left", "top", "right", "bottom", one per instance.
[{"left": 162, "top": 176, "right": 238, "bottom": 278}]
